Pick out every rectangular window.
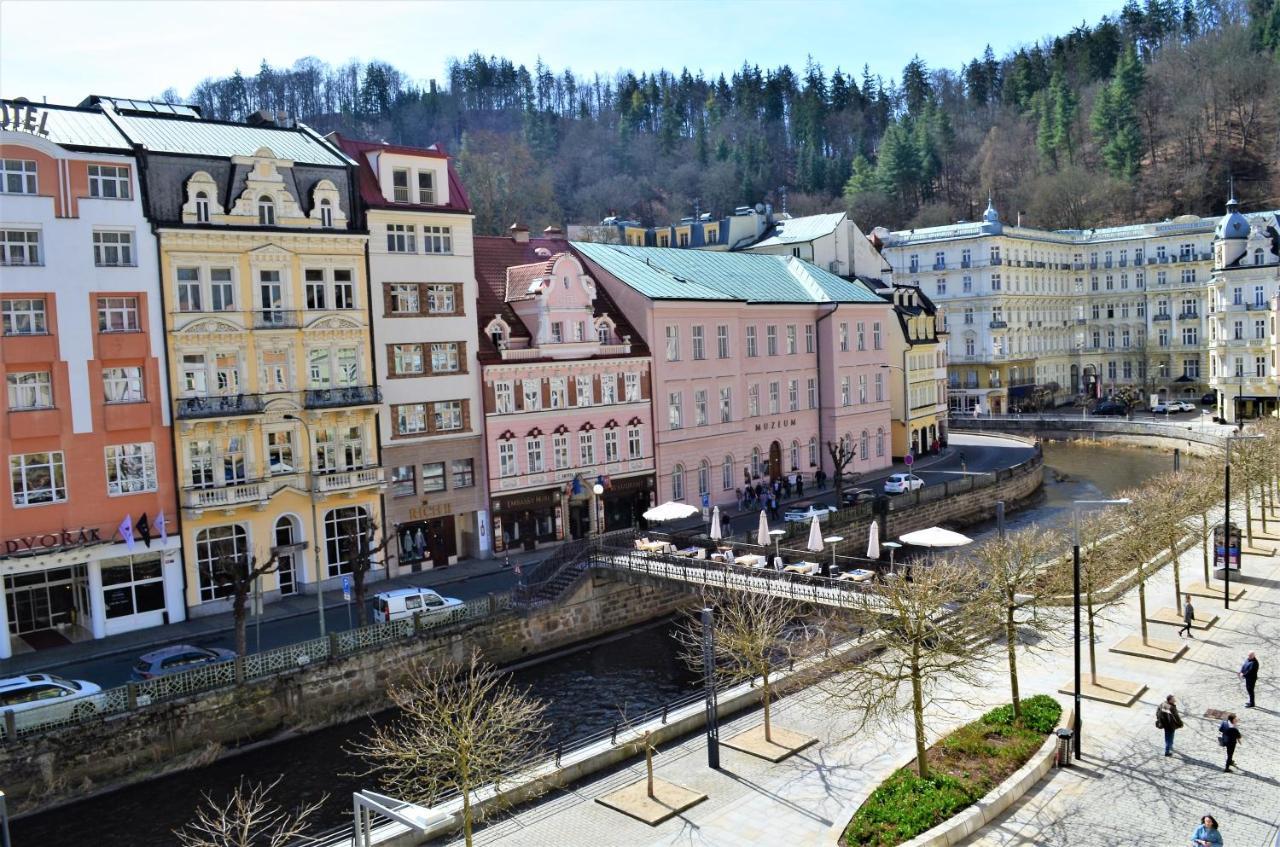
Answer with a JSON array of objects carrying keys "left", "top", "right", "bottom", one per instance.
[
  {"left": 839, "top": 322, "right": 849, "bottom": 352},
  {"left": 748, "top": 383, "right": 760, "bottom": 417},
  {"left": 627, "top": 426, "right": 642, "bottom": 459},
  {"left": 691, "top": 325, "right": 705, "bottom": 360},
  {"left": 841, "top": 377, "right": 850, "bottom": 406},
  {"left": 391, "top": 344, "right": 424, "bottom": 375},
  {"left": 600, "top": 373, "right": 617, "bottom": 404},
  {"left": 87, "top": 164, "right": 130, "bottom": 199},
  {"left": 694, "top": 389, "right": 708, "bottom": 426},
  {"left": 1, "top": 159, "right": 37, "bottom": 194},
  {"left": 430, "top": 342, "right": 461, "bottom": 373},
  {"left": 1, "top": 229, "right": 40, "bottom": 265},
  {"left": 872, "top": 322, "right": 882, "bottom": 350},
  {"left": 719, "top": 386, "right": 732, "bottom": 423},
  {"left": 266, "top": 430, "right": 293, "bottom": 474},
  {"left": 103, "top": 365, "right": 144, "bottom": 403},
  {"left": 624, "top": 372, "right": 640, "bottom": 402},
  {"left": 668, "top": 392, "right": 683, "bottom": 429},
  {"left": 427, "top": 284, "right": 456, "bottom": 314},
  {"left": 176, "top": 268, "right": 202, "bottom": 312},
  {"left": 390, "top": 283, "right": 418, "bottom": 314},
  {"left": 105, "top": 443, "right": 156, "bottom": 495},
  {"left": 786, "top": 325, "right": 797, "bottom": 355},
  {"left": 768, "top": 381, "right": 779, "bottom": 414},
  {"left": 766, "top": 325, "right": 778, "bottom": 356},
  {"left": 874, "top": 372, "right": 884, "bottom": 402},
  {"left": 494, "top": 381, "right": 514, "bottom": 413},
  {"left": 208, "top": 268, "right": 234, "bottom": 311},
  {"left": 553, "top": 434, "right": 570, "bottom": 469},
  {"left": 575, "top": 375, "right": 593, "bottom": 406},
  {"left": 547, "top": 376, "right": 567, "bottom": 409},
  {"left": 522, "top": 379, "right": 541, "bottom": 411},
  {"left": 746, "top": 325, "right": 758, "bottom": 357},
  {"left": 858, "top": 374, "right": 867, "bottom": 403},
  {"left": 92, "top": 231, "right": 134, "bottom": 266},
  {"left": 604, "top": 429, "right": 619, "bottom": 462},
  {"left": 395, "top": 403, "right": 427, "bottom": 435},
  {"left": 392, "top": 168, "right": 410, "bottom": 203},
  {"left": 422, "top": 461, "right": 447, "bottom": 492},
  {"left": 807, "top": 377, "right": 816, "bottom": 409},
  {"left": 805, "top": 323, "right": 815, "bottom": 353},
  {"left": 579, "top": 431, "right": 595, "bottom": 466},
  {"left": 498, "top": 442, "right": 517, "bottom": 476},
  {"left": 9, "top": 451, "right": 67, "bottom": 506},
  {"left": 333, "top": 269, "right": 355, "bottom": 309},
  {"left": 451, "top": 458, "right": 475, "bottom": 488},
  {"left": 551, "top": 322, "right": 563, "bottom": 343},
  {"left": 423, "top": 225, "right": 453, "bottom": 254},
  {"left": 391, "top": 465, "right": 415, "bottom": 497},
  {"left": 432, "top": 400, "right": 464, "bottom": 431},
  {"left": 1, "top": 297, "right": 46, "bottom": 335},
  {"left": 665, "top": 325, "right": 680, "bottom": 361},
  {"left": 96, "top": 296, "right": 139, "bottom": 333},
  {"left": 417, "top": 171, "right": 435, "bottom": 204},
  {"left": 7, "top": 371, "right": 52, "bottom": 410},
  {"left": 856, "top": 322, "right": 866, "bottom": 351},
  {"left": 386, "top": 223, "right": 415, "bottom": 253},
  {"left": 716, "top": 324, "right": 729, "bottom": 358},
  {"left": 788, "top": 379, "right": 798, "bottom": 411}
]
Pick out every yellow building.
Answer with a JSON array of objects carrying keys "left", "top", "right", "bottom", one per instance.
[
  {"left": 122, "top": 106, "right": 383, "bottom": 616},
  {"left": 870, "top": 284, "right": 949, "bottom": 458}
]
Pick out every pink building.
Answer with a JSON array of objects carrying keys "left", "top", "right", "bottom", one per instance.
[
  {"left": 573, "top": 244, "right": 894, "bottom": 509},
  {"left": 474, "top": 229, "right": 655, "bottom": 553}
]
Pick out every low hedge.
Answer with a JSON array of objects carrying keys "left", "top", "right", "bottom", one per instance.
[{"left": 844, "top": 696, "right": 1062, "bottom": 846}]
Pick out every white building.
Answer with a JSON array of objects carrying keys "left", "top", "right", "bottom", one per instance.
[{"left": 742, "top": 210, "right": 892, "bottom": 279}]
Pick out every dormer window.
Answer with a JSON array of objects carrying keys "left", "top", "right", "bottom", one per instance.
[
  {"left": 598, "top": 323, "right": 611, "bottom": 344},
  {"left": 195, "top": 192, "right": 210, "bottom": 223},
  {"left": 392, "top": 169, "right": 410, "bottom": 203},
  {"left": 320, "top": 199, "right": 333, "bottom": 228},
  {"left": 258, "top": 196, "right": 276, "bottom": 226},
  {"left": 491, "top": 328, "right": 506, "bottom": 347},
  {"left": 418, "top": 172, "right": 435, "bottom": 204}
]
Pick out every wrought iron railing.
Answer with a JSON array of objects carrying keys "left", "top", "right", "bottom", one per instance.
[
  {"left": 304, "top": 385, "right": 381, "bottom": 409},
  {"left": 175, "top": 393, "right": 265, "bottom": 419}
]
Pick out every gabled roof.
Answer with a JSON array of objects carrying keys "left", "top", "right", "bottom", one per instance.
[
  {"left": 571, "top": 242, "right": 885, "bottom": 304},
  {"left": 0, "top": 100, "right": 130, "bottom": 151},
  {"left": 104, "top": 109, "right": 350, "bottom": 166},
  {"left": 505, "top": 258, "right": 557, "bottom": 302},
  {"left": 749, "top": 211, "right": 846, "bottom": 248},
  {"left": 330, "top": 133, "right": 471, "bottom": 214}
]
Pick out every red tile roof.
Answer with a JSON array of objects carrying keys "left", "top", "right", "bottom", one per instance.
[
  {"left": 505, "top": 257, "right": 559, "bottom": 302},
  {"left": 329, "top": 132, "right": 472, "bottom": 214}
]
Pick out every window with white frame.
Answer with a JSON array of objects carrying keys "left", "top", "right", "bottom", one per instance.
[
  {"left": 695, "top": 389, "right": 708, "bottom": 426},
  {"left": 522, "top": 379, "right": 541, "bottom": 411},
  {"left": 88, "top": 164, "right": 130, "bottom": 199},
  {"left": 392, "top": 169, "right": 411, "bottom": 202},
  {"left": 430, "top": 342, "right": 461, "bottom": 373},
  {"left": 858, "top": 374, "right": 867, "bottom": 403},
  {"left": 93, "top": 231, "right": 134, "bottom": 266},
  {"left": 417, "top": 171, "right": 435, "bottom": 204},
  {"left": 386, "top": 223, "right": 416, "bottom": 253},
  {"left": 766, "top": 325, "right": 778, "bottom": 356},
  {"left": 748, "top": 383, "right": 760, "bottom": 416},
  {"left": 1, "top": 230, "right": 40, "bottom": 265},
  {"left": 719, "top": 386, "right": 732, "bottom": 423},
  {"left": 1, "top": 297, "right": 46, "bottom": 335},
  {"left": 427, "top": 284, "right": 456, "bottom": 314},
  {"left": 96, "top": 296, "right": 139, "bottom": 333},
  {"left": 808, "top": 436, "right": 819, "bottom": 467},
  {"left": 874, "top": 372, "right": 883, "bottom": 402},
  {"left": 604, "top": 428, "right": 619, "bottom": 462},
  {"left": 841, "top": 377, "right": 851, "bottom": 406},
  {"left": 194, "top": 192, "right": 211, "bottom": 223},
  {"left": 195, "top": 524, "right": 247, "bottom": 601},
  {"left": 389, "top": 283, "right": 419, "bottom": 314},
  {"left": 668, "top": 392, "right": 683, "bottom": 429},
  {"left": 552, "top": 433, "right": 570, "bottom": 469},
  {"left": 876, "top": 428, "right": 886, "bottom": 457},
  {"left": 692, "top": 325, "right": 705, "bottom": 360},
  {"left": 257, "top": 195, "right": 276, "bottom": 225},
  {"left": 665, "top": 325, "right": 680, "bottom": 361},
  {"left": 805, "top": 323, "right": 815, "bottom": 353},
  {"left": 526, "top": 438, "right": 544, "bottom": 473},
  {"left": 860, "top": 431, "right": 869, "bottom": 460},
  {"left": 717, "top": 324, "right": 729, "bottom": 358},
  {"left": 176, "top": 268, "right": 202, "bottom": 312},
  {"left": 600, "top": 374, "right": 617, "bottom": 404},
  {"left": 698, "top": 460, "right": 710, "bottom": 497},
  {"left": 494, "top": 381, "right": 514, "bottom": 413},
  {"left": 872, "top": 322, "right": 882, "bottom": 349},
  {"left": 432, "top": 400, "right": 463, "bottom": 431},
  {"left": 7, "top": 371, "right": 52, "bottom": 410},
  {"left": 856, "top": 322, "right": 866, "bottom": 350},
  {"left": 395, "top": 403, "right": 427, "bottom": 435},
  {"left": 579, "top": 431, "right": 595, "bottom": 465},
  {"left": 423, "top": 226, "right": 452, "bottom": 254},
  {"left": 103, "top": 366, "right": 144, "bottom": 403},
  {"left": 624, "top": 372, "right": 640, "bottom": 402},
  {"left": 671, "top": 464, "right": 685, "bottom": 500},
  {"left": 746, "top": 325, "right": 758, "bottom": 356},
  {"left": 768, "top": 381, "right": 779, "bottom": 414},
  {"left": 333, "top": 269, "right": 355, "bottom": 309},
  {"left": 628, "top": 426, "right": 642, "bottom": 459},
  {"left": 547, "top": 376, "right": 566, "bottom": 409},
  {"left": 392, "top": 344, "right": 424, "bottom": 375},
  {"left": 319, "top": 199, "right": 333, "bottom": 227},
  {"left": 788, "top": 379, "right": 799, "bottom": 411},
  {"left": 786, "top": 325, "right": 797, "bottom": 354},
  {"left": 807, "top": 377, "right": 816, "bottom": 409},
  {"left": 105, "top": 443, "right": 156, "bottom": 495},
  {"left": 839, "top": 322, "right": 849, "bottom": 352},
  {"left": 722, "top": 455, "right": 734, "bottom": 490},
  {"left": 266, "top": 430, "right": 294, "bottom": 474},
  {"left": 323, "top": 506, "right": 369, "bottom": 578},
  {"left": 498, "top": 440, "right": 517, "bottom": 476},
  {"left": 10, "top": 451, "right": 67, "bottom": 505},
  {"left": 1, "top": 159, "right": 37, "bottom": 194}
]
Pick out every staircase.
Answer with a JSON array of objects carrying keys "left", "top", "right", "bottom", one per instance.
[{"left": 513, "top": 533, "right": 623, "bottom": 608}]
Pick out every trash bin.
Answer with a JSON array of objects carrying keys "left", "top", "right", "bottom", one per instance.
[{"left": 1055, "top": 727, "right": 1074, "bottom": 767}]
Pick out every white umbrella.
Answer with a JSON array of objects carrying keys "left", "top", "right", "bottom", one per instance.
[
  {"left": 806, "top": 515, "right": 824, "bottom": 553},
  {"left": 866, "top": 520, "right": 881, "bottom": 559},
  {"left": 898, "top": 526, "right": 973, "bottom": 548},
  {"left": 709, "top": 506, "right": 722, "bottom": 541},
  {"left": 643, "top": 501, "right": 700, "bottom": 522},
  {"left": 756, "top": 510, "right": 770, "bottom": 547}
]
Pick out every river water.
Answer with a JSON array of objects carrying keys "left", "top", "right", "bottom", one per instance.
[{"left": 10, "top": 440, "right": 1171, "bottom": 847}]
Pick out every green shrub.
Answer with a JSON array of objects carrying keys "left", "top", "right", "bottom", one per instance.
[
  {"left": 845, "top": 771, "right": 979, "bottom": 846},
  {"left": 982, "top": 695, "right": 1062, "bottom": 733},
  {"left": 981, "top": 703, "right": 1015, "bottom": 726}
]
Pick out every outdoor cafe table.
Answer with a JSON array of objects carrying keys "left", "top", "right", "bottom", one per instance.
[
  {"left": 836, "top": 568, "right": 875, "bottom": 583},
  {"left": 783, "top": 561, "right": 820, "bottom": 575},
  {"left": 735, "top": 553, "right": 765, "bottom": 568}
]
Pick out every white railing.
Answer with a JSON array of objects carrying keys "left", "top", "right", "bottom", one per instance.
[
  {"left": 316, "top": 467, "right": 385, "bottom": 494},
  {"left": 182, "top": 480, "right": 267, "bottom": 510}
]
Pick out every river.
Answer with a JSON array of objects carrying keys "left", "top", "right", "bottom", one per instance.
[{"left": 9, "top": 439, "right": 1172, "bottom": 847}]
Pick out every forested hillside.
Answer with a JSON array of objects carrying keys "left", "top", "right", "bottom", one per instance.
[{"left": 170, "top": 0, "right": 1280, "bottom": 234}]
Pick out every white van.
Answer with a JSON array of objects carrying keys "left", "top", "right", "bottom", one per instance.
[{"left": 372, "top": 587, "right": 464, "bottom": 624}]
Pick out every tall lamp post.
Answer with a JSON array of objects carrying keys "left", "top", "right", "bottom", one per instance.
[
  {"left": 1071, "top": 497, "right": 1130, "bottom": 759},
  {"left": 592, "top": 483, "right": 605, "bottom": 539},
  {"left": 1223, "top": 432, "right": 1264, "bottom": 610},
  {"left": 880, "top": 362, "right": 913, "bottom": 457},
  {"left": 284, "top": 413, "right": 325, "bottom": 638}
]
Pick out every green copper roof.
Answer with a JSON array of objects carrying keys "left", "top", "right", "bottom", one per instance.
[{"left": 572, "top": 242, "right": 884, "bottom": 304}]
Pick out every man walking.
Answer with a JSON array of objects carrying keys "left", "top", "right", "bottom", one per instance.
[
  {"left": 1177, "top": 594, "right": 1196, "bottom": 638},
  {"left": 1156, "top": 694, "right": 1183, "bottom": 756},
  {"left": 1239, "top": 652, "right": 1259, "bottom": 707},
  {"left": 1219, "top": 714, "right": 1241, "bottom": 771}
]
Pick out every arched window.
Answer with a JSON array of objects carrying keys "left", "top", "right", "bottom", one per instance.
[
  {"left": 808, "top": 436, "right": 819, "bottom": 468},
  {"left": 672, "top": 464, "right": 685, "bottom": 500},
  {"left": 859, "top": 430, "right": 869, "bottom": 460},
  {"left": 274, "top": 516, "right": 299, "bottom": 595},
  {"left": 698, "top": 460, "right": 710, "bottom": 497},
  {"left": 258, "top": 195, "right": 276, "bottom": 226},
  {"left": 843, "top": 433, "right": 853, "bottom": 456},
  {"left": 195, "top": 191, "right": 210, "bottom": 223},
  {"left": 323, "top": 505, "right": 370, "bottom": 578},
  {"left": 195, "top": 524, "right": 248, "bottom": 602},
  {"left": 876, "top": 427, "right": 885, "bottom": 457},
  {"left": 319, "top": 198, "right": 333, "bottom": 228},
  {"left": 722, "top": 454, "right": 734, "bottom": 490}
]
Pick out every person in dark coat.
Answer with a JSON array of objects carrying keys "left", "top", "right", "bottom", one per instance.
[
  {"left": 1239, "top": 652, "right": 1259, "bottom": 707},
  {"left": 1155, "top": 694, "right": 1183, "bottom": 756},
  {"left": 1178, "top": 595, "right": 1196, "bottom": 639},
  {"left": 1219, "top": 713, "right": 1242, "bottom": 771}
]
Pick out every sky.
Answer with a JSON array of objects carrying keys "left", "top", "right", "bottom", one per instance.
[{"left": 1, "top": 0, "right": 1123, "bottom": 105}]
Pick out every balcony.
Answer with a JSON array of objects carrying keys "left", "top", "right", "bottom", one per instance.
[
  {"left": 1178, "top": 311, "right": 1199, "bottom": 320},
  {"left": 933, "top": 261, "right": 946, "bottom": 270},
  {"left": 183, "top": 479, "right": 273, "bottom": 512},
  {"left": 1160, "top": 255, "right": 1172, "bottom": 264},
  {"left": 1089, "top": 261, "right": 1098, "bottom": 270},
  {"left": 1246, "top": 302, "right": 1269, "bottom": 311},
  {"left": 989, "top": 320, "right": 1008, "bottom": 329},
  {"left": 1075, "top": 318, "right": 1087, "bottom": 325},
  {"left": 252, "top": 309, "right": 302, "bottom": 329},
  {"left": 990, "top": 257, "right": 1002, "bottom": 266},
  {"left": 1104, "top": 260, "right": 1113, "bottom": 268},
  {"left": 909, "top": 265, "right": 920, "bottom": 274},
  {"left": 316, "top": 466, "right": 385, "bottom": 495},
  {"left": 960, "top": 259, "right": 971, "bottom": 269},
  {"left": 1119, "top": 258, "right": 1128, "bottom": 267},
  {"left": 176, "top": 393, "right": 264, "bottom": 420},
  {"left": 303, "top": 385, "right": 380, "bottom": 409},
  {"left": 1152, "top": 314, "right": 1171, "bottom": 322}
]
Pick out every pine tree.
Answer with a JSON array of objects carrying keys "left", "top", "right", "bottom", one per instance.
[{"left": 1090, "top": 44, "right": 1145, "bottom": 180}]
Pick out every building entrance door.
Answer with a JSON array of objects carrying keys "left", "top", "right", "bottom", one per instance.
[
  {"left": 274, "top": 517, "right": 299, "bottom": 595},
  {"left": 5, "top": 566, "right": 88, "bottom": 646},
  {"left": 768, "top": 441, "right": 782, "bottom": 480}
]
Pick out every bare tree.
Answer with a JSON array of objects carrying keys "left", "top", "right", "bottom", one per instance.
[
  {"left": 820, "top": 556, "right": 996, "bottom": 779},
  {"left": 340, "top": 522, "right": 394, "bottom": 627},
  {"left": 827, "top": 438, "right": 857, "bottom": 498},
  {"left": 1185, "top": 461, "right": 1220, "bottom": 587},
  {"left": 1140, "top": 472, "right": 1194, "bottom": 609},
  {"left": 205, "top": 550, "right": 279, "bottom": 657},
  {"left": 680, "top": 589, "right": 803, "bottom": 745},
  {"left": 174, "top": 776, "right": 323, "bottom": 847},
  {"left": 1050, "top": 511, "right": 1129, "bottom": 685},
  {"left": 354, "top": 650, "right": 548, "bottom": 847},
  {"left": 970, "top": 524, "right": 1065, "bottom": 721},
  {"left": 1113, "top": 485, "right": 1169, "bottom": 645}
]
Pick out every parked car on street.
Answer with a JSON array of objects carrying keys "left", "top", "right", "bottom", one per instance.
[
  {"left": 372, "top": 587, "right": 464, "bottom": 624},
  {"left": 841, "top": 488, "right": 875, "bottom": 506},
  {"left": 131, "top": 645, "right": 236, "bottom": 680},
  {"left": 1201, "top": 393, "right": 1216, "bottom": 406},
  {"left": 1092, "top": 401, "right": 1129, "bottom": 416},
  {"left": 884, "top": 473, "right": 925, "bottom": 494},
  {"left": 783, "top": 504, "right": 838, "bottom": 523},
  {"left": 1150, "top": 402, "right": 1174, "bottom": 414},
  {"left": 0, "top": 674, "right": 103, "bottom": 733},
  {"left": 1173, "top": 400, "right": 1196, "bottom": 412}
]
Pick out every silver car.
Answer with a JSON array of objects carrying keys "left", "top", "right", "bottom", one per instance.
[
  {"left": 0, "top": 673, "right": 103, "bottom": 734},
  {"left": 131, "top": 644, "right": 236, "bottom": 680}
]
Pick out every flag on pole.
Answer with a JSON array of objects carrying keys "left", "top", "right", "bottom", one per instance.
[
  {"left": 136, "top": 513, "right": 152, "bottom": 547},
  {"left": 155, "top": 511, "right": 168, "bottom": 544},
  {"left": 119, "top": 514, "right": 135, "bottom": 551}
]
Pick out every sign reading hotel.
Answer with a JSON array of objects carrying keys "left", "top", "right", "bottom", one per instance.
[{"left": 1, "top": 99, "right": 51, "bottom": 136}]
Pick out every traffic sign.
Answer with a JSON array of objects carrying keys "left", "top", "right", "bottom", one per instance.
[
  {"left": 341, "top": 575, "right": 352, "bottom": 601},
  {"left": 903, "top": 453, "right": 914, "bottom": 466}
]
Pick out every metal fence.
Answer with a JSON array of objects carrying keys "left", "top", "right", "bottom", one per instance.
[
  {"left": 950, "top": 414, "right": 1228, "bottom": 450},
  {"left": 2, "top": 591, "right": 514, "bottom": 743}
]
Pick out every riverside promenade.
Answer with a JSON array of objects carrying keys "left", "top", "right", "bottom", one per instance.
[{"left": 437, "top": 504, "right": 1280, "bottom": 846}]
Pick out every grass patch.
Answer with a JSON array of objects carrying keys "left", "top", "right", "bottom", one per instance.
[{"left": 844, "top": 697, "right": 1062, "bottom": 846}]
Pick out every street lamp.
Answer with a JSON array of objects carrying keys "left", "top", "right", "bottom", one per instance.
[
  {"left": 1223, "top": 432, "right": 1264, "bottom": 610},
  {"left": 284, "top": 413, "right": 326, "bottom": 638},
  {"left": 1070, "top": 497, "right": 1130, "bottom": 760},
  {"left": 769, "top": 528, "right": 786, "bottom": 563},
  {"left": 592, "top": 483, "right": 605, "bottom": 537},
  {"left": 880, "top": 362, "right": 914, "bottom": 457}
]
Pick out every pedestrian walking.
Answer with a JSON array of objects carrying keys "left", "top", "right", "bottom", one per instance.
[
  {"left": 1219, "top": 714, "right": 1241, "bottom": 772},
  {"left": 1238, "top": 652, "right": 1259, "bottom": 707},
  {"left": 795, "top": 471, "right": 804, "bottom": 497},
  {"left": 1178, "top": 594, "right": 1196, "bottom": 638},
  {"left": 1191, "top": 814, "right": 1223, "bottom": 846},
  {"left": 1155, "top": 694, "right": 1183, "bottom": 756}
]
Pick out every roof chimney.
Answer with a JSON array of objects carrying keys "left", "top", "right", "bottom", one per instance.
[
  {"left": 542, "top": 225, "right": 565, "bottom": 241},
  {"left": 509, "top": 222, "right": 530, "bottom": 244}
]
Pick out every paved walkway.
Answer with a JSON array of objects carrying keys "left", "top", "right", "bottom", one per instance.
[{"left": 437, "top": 502, "right": 1280, "bottom": 846}]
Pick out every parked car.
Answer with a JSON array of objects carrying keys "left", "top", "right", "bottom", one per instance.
[
  {"left": 372, "top": 587, "right": 464, "bottom": 624},
  {"left": 0, "top": 674, "right": 102, "bottom": 732},
  {"left": 131, "top": 645, "right": 236, "bottom": 681},
  {"left": 1092, "top": 401, "right": 1129, "bottom": 416},
  {"left": 841, "top": 488, "right": 875, "bottom": 506},
  {"left": 1174, "top": 400, "right": 1196, "bottom": 412},
  {"left": 783, "top": 504, "right": 838, "bottom": 523},
  {"left": 1201, "top": 393, "right": 1216, "bottom": 406},
  {"left": 884, "top": 473, "right": 925, "bottom": 494},
  {"left": 1150, "top": 402, "right": 1174, "bottom": 414}
]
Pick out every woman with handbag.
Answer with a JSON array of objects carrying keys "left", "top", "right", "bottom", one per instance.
[{"left": 1156, "top": 694, "right": 1184, "bottom": 756}]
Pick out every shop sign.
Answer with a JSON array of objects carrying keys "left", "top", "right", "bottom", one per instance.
[
  {"left": 1, "top": 99, "right": 51, "bottom": 136},
  {"left": 494, "top": 489, "right": 558, "bottom": 513},
  {"left": 4, "top": 527, "right": 102, "bottom": 558},
  {"left": 407, "top": 500, "right": 454, "bottom": 521},
  {"left": 753, "top": 417, "right": 799, "bottom": 432}
]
